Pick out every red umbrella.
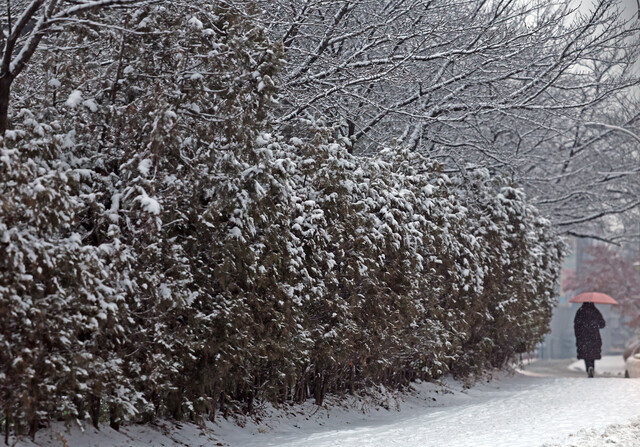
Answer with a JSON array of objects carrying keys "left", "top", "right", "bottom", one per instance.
[{"left": 569, "top": 292, "right": 619, "bottom": 305}]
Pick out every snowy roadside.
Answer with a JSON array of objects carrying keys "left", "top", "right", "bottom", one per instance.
[
  {"left": 543, "top": 418, "right": 640, "bottom": 447},
  {"left": 223, "top": 366, "right": 640, "bottom": 447},
  {"left": 567, "top": 356, "right": 626, "bottom": 377},
  {"left": 15, "top": 357, "right": 640, "bottom": 447},
  {"left": 14, "top": 378, "right": 459, "bottom": 447}
]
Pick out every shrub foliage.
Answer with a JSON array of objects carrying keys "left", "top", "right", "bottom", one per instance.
[{"left": 0, "top": 0, "right": 562, "bottom": 436}]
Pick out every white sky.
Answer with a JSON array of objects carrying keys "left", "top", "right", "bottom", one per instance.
[{"left": 577, "top": 0, "right": 639, "bottom": 20}]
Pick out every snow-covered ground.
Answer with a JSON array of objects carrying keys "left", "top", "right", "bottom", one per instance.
[
  {"left": 567, "top": 355, "right": 626, "bottom": 377},
  {"left": 543, "top": 419, "right": 640, "bottom": 447},
  {"left": 17, "top": 356, "right": 640, "bottom": 447}
]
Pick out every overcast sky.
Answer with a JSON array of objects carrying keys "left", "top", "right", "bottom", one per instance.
[
  {"left": 577, "top": 0, "right": 639, "bottom": 19},
  {"left": 614, "top": 0, "right": 637, "bottom": 18}
]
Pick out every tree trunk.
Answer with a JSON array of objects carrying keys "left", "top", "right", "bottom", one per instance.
[
  {"left": 28, "top": 415, "right": 37, "bottom": 441},
  {"left": 4, "top": 409, "right": 9, "bottom": 446},
  {"left": 247, "top": 390, "right": 254, "bottom": 415},
  {"left": 350, "top": 363, "right": 355, "bottom": 395},
  {"left": 314, "top": 370, "right": 325, "bottom": 406},
  {"left": 0, "top": 74, "right": 13, "bottom": 136},
  {"left": 109, "top": 405, "right": 120, "bottom": 432},
  {"left": 219, "top": 391, "right": 226, "bottom": 418},
  {"left": 209, "top": 382, "right": 220, "bottom": 422},
  {"left": 89, "top": 395, "right": 101, "bottom": 429}
]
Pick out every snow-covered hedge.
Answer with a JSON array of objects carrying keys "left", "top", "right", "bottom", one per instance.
[
  {"left": 0, "top": 124, "right": 562, "bottom": 432},
  {"left": 0, "top": 0, "right": 562, "bottom": 437}
]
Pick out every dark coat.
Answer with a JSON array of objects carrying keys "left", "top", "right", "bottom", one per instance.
[{"left": 574, "top": 303, "right": 605, "bottom": 360}]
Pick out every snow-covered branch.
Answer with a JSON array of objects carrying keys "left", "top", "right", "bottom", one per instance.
[
  {"left": 0, "top": 0, "right": 151, "bottom": 133},
  {"left": 258, "top": 0, "right": 640, "bottom": 240}
]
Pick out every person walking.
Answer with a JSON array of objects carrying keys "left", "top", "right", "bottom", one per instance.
[{"left": 573, "top": 302, "right": 606, "bottom": 378}]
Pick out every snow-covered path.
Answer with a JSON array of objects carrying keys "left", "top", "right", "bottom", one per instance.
[
  {"left": 260, "top": 378, "right": 639, "bottom": 447},
  {"left": 226, "top": 356, "right": 640, "bottom": 447},
  {"left": 20, "top": 357, "right": 640, "bottom": 447}
]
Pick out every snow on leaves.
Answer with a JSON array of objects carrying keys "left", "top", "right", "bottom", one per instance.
[{"left": 0, "top": 0, "right": 562, "bottom": 437}]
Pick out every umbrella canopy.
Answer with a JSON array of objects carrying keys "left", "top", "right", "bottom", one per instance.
[{"left": 569, "top": 292, "right": 619, "bottom": 305}]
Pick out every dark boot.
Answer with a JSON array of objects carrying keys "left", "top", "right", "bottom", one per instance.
[{"left": 584, "top": 359, "right": 595, "bottom": 378}]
